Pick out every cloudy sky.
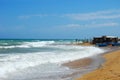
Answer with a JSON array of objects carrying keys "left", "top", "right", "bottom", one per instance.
[{"left": 0, "top": 0, "right": 120, "bottom": 39}]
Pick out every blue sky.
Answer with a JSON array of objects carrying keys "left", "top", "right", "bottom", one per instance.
[{"left": 0, "top": 0, "right": 120, "bottom": 39}]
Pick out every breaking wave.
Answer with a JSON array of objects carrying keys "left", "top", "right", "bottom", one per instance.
[
  {"left": 0, "top": 41, "right": 55, "bottom": 49},
  {"left": 0, "top": 45, "right": 105, "bottom": 78}
]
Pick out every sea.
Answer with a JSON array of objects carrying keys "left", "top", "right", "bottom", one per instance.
[{"left": 0, "top": 39, "right": 105, "bottom": 80}]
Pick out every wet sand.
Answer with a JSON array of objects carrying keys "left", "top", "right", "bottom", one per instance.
[
  {"left": 76, "top": 49, "right": 120, "bottom": 80},
  {"left": 63, "top": 58, "right": 92, "bottom": 69},
  {"left": 62, "top": 58, "right": 93, "bottom": 79},
  {"left": 62, "top": 54, "right": 105, "bottom": 80}
]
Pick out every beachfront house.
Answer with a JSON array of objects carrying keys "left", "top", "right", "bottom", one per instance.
[{"left": 92, "top": 36, "right": 120, "bottom": 47}]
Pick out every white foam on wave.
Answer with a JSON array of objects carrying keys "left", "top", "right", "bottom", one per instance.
[
  {"left": 0, "top": 41, "right": 55, "bottom": 49},
  {"left": 0, "top": 45, "right": 105, "bottom": 78}
]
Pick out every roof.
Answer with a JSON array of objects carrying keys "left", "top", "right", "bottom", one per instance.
[
  {"left": 94, "top": 36, "right": 118, "bottom": 38},
  {"left": 106, "top": 36, "right": 118, "bottom": 38}
]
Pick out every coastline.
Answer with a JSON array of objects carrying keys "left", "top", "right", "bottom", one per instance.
[
  {"left": 75, "top": 47, "right": 120, "bottom": 80},
  {"left": 62, "top": 58, "right": 92, "bottom": 69},
  {"left": 62, "top": 45, "right": 106, "bottom": 80}
]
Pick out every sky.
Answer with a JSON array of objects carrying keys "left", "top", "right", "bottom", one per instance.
[{"left": 0, "top": 0, "right": 120, "bottom": 39}]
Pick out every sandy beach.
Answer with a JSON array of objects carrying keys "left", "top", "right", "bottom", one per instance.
[
  {"left": 62, "top": 46, "right": 105, "bottom": 80},
  {"left": 63, "top": 58, "right": 92, "bottom": 69},
  {"left": 75, "top": 49, "right": 120, "bottom": 80}
]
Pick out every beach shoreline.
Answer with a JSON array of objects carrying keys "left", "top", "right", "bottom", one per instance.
[
  {"left": 75, "top": 47, "right": 120, "bottom": 80},
  {"left": 62, "top": 58, "right": 92, "bottom": 69},
  {"left": 61, "top": 46, "right": 120, "bottom": 80},
  {"left": 61, "top": 46, "right": 105, "bottom": 80}
]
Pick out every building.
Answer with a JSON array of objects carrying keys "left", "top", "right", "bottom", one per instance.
[{"left": 92, "top": 36, "right": 119, "bottom": 46}]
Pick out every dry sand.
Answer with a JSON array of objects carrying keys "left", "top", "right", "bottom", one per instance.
[{"left": 76, "top": 49, "right": 120, "bottom": 80}]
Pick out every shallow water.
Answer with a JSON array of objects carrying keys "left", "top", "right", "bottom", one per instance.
[{"left": 0, "top": 39, "right": 105, "bottom": 80}]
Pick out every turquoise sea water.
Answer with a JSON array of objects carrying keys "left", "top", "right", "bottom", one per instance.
[{"left": 0, "top": 39, "right": 104, "bottom": 80}]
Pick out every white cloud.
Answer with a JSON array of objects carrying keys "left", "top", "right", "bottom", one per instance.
[
  {"left": 60, "top": 22, "right": 119, "bottom": 28},
  {"left": 18, "top": 9, "right": 120, "bottom": 20},
  {"left": 63, "top": 24, "right": 82, "bottom": 27},
  {"left": 18, "top": 16, "right": 30, "bottom": 19},
  {"left": 18, "top": 14, "right": 49, "bottom": 19},
  {"left": 62, "top": 10, "right": 120, "bottom": 20},
  {"left": 86, "top": 22, "right": 119, "bottom": 27}
]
